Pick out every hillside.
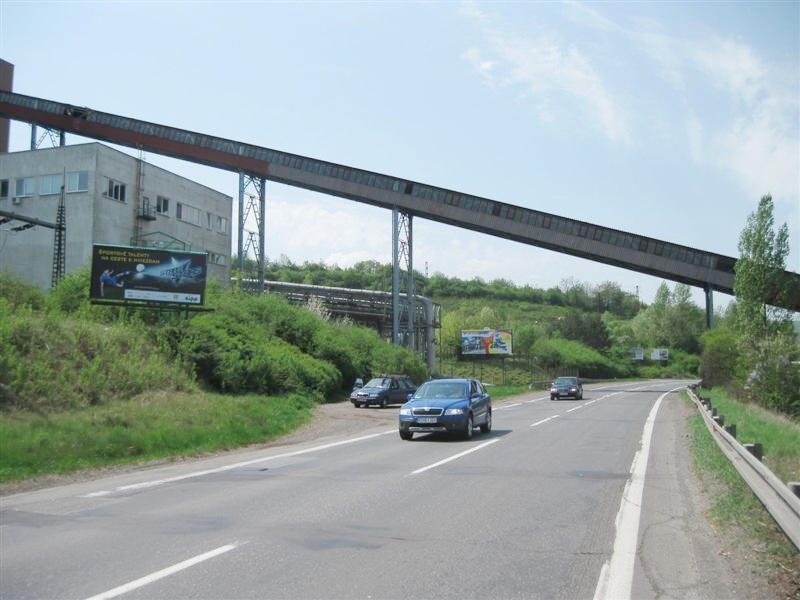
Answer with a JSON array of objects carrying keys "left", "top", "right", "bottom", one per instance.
[{"left": 247, "top": 257, "right": 705, "bottom": 384}]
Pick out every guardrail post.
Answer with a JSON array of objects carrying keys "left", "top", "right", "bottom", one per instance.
[
  {"left": 711, "top": 407, "right": 717, "bottom": 418},
  {"left": 713, "top": 415, "right": 725, "bottom": 426},
  {"left": 789, "top": 483, "right": 800, "bottom": 499},
  {"left": 744, "top": 442, "right": 763, "bottom": 462},
  {"left": 724, "top": 424, "right": 736, "bottom": 438}
]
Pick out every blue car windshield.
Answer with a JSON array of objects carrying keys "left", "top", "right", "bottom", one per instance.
[
  {"left": 415, "top": 382, "right": 467, "bottom": 400},
  {"left": 364, "top": 378, "right": 390, "bottom": 388}
]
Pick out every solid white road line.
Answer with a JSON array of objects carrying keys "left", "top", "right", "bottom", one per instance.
[
  {"left": 409, "top": 438, "right": 500, "bottom": 475},
  {"left": 592, "top": 385, "right": 683, "bottom": 600},
  {"left": 82, "top": 432, "right": 386, "bottom": 497},
  {"left": 530, "top": 415, "right": 560, "bottom": 427},
  {"left": 84, "top": 543, "right": 239, "bottom": 600}
]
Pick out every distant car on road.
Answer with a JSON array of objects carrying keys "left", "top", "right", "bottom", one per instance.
[
  {"left": 351, "top": 374, "right": 416, "bottom": 408},
  {"left": 550, "top": 376, "right": 583, "bottom": 401},
  {"left": 398, "top": 377, "right": 492, "bottom": 440}
]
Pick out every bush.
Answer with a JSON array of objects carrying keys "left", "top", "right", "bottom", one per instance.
[
  {"left": 0, "top": 308, "right": 194, "bottom": 412},
  {"left": 531, "top": 337, "right": 622, "bottom": 379},
  {"left": 742, "top": 334, "right": 800, "bottom": 419},
  {"left": 0, "top": 271, "right": 45, "bottom": 310},
  {"left": 180, "top": 290, "right": 427, "bottom": 395}
]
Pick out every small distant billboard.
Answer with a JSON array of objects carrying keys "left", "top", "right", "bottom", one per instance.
[
  {"left": 461, "top": 329, "right": 513, "bottom": 356},
  {"left": 629, "top": 348, "right": 644, "bottom": 361},
  {"left": 90, "top": 244, "right": 207, "bottom": 305},
  {"left": 651, "top": 348, "right": 669, "bottom": 361}
]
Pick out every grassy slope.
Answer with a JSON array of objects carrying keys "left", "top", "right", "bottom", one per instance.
[{"left": 686, "top": 390, "right": 799, "bottom": 595}]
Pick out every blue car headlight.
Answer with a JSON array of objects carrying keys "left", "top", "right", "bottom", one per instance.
[
  {"left": 444, "top": 407, "right": 465, "bottom": 415},
  {"left": 399, "top": 407, "right": 412, "bottom": 415}
]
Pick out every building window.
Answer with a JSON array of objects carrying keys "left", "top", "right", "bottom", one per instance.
[
  {"left": 206, "top": 212, "right": 213, "bottom": 230},
  {"left": 156, "top": 195, "right": 169, "bottom": 214},
  {"left": 216, "top": 216, "right": 228, "bottom": 234},
  {"left": 209, "top": 252, "right": 227, "bottom": 266},
  {"left": 66, "top": 171, "right": 89, "bottom": 192},
  {"left": 40, "top": 174, "right": 63, "bottom": 195},
  {"left": 15, "top": 177, "right": 36, "bottom": 197},
  {"left": 106, "top": 178, "right": 126, "bottom": 202},
  {"left": 0, "top": 179, "right": 8, "bottom": 198},
  {"left": 176, "top": 202, "right": 202, "bottom": 226}
]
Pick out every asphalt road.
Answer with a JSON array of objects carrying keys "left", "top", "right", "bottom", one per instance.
[{"left": 0, "top": 381, "right": 755, "bottom": 599}]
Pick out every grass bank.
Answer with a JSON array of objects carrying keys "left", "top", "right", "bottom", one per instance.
[
  {"left": 695, "top": 387, "right": 800, "bottom": 485},
  {"left": 686, "top": 389, "right": 799, "bottom": 595},
  {"left": 0, "top": 391, "right": 316, "bottom": 483}
]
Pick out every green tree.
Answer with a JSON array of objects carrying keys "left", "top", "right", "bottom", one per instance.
[
  {"left": 734, "top": 194, "right": 793, "bottom": 345},
  {"left": 699, "top": 325, "right": 739, "bottom": 387},
  {"left": 732, "top": 195, "right": 798, "bottom": 414},
  {"left": 631, "top": 282, "right": 671, "bottom": 346},
  {"left": 663, "top": 284, "right": 704, "bottom": 353}
]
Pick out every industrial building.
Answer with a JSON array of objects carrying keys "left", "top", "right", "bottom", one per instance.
[{"left": 0, "top": 142, "right": 232, "bottom": 291}]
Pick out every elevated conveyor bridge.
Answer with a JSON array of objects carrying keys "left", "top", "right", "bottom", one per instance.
[{"left": 1, "top": 91, "right": 798, "bottom": 322}]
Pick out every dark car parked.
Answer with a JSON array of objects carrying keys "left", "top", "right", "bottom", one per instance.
[
  {"left": 550, "top": 376, "right": 583, "bottom": 400},
  {"left": 351, "top": 374, "right": 416, "bottom": 408},
  {"left": 398, "top": 378, "right": 491, "bottom": 440}
]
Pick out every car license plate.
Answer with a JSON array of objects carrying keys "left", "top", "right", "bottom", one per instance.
[{"left": 418, "top": 417, "right": 437, "bottom": 424}]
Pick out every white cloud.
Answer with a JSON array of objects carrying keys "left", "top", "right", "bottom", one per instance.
[
  {"left": 250, "top": 196, "right": 390, "bottom": 267},
  {"left": 461, "top": 8, "right": 631, "bottom": 144},
  {"left": 687, "top": 37, "right": 799, "bottom": 206},
  {"left": 690, "top": 37, "right": 766, "bottom": 105},
  {"left": 602, "top": 17, "right": 799, "bottom": 209}
]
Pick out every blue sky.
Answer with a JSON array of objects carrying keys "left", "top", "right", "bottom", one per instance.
[{"left": 1, "top": 1, "right": 797, "bottom": 310}]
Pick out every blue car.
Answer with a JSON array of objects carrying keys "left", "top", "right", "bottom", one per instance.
[
  {"left": 351, "top": 374, "right": 416, "bottom": 408},
  {"left": 398, "top": 378, "right": 492, "bottom": 440}
]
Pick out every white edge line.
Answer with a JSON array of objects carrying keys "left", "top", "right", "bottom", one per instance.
[
  {"left": 409, "top": 438, "right": 500, "bottom": 475},
  {"left": 83, "top": 432, "right": 385, "bottom": 497},
  {"left": 592, "top": 385, "right": 682, "bottom": 600},
  {"left": 84, "top": 542, "right": 240, "bottom": 600}
]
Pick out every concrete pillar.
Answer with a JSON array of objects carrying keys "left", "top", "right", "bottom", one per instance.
[{"left": 704, "top": 285, "right": 714, "bottom": 329}]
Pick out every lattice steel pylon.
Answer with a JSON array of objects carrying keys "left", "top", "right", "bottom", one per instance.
[
  {"left": 238, "top": 172, "right": 266, "bottom": 292},
  {"left": 30, "top": 124, "right": 65, "bottom": 149},
  {"left": 392, "top": 207, "right": 415, "bottom": 349},
  {"left": 51, "top": 183, "right": 66, "bottom": 288}
]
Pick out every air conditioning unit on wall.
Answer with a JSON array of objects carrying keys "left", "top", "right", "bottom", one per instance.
[{"left": 11, "top": 197, "right": 22, "bottom": 205}]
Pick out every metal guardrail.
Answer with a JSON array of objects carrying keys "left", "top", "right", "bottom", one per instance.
[{"left": 687, "top": 388, "right": 800, "bottom": 550}]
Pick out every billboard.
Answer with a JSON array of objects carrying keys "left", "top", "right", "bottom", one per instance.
[
  {"left": 651, "top": 348, "right": 669, "bottom": 361},
  {"left": 90, "top": 244, "right": 207, "bottom": 305},
  {"left": 460, "top": 329, "right": 513, "bottom": 356}
]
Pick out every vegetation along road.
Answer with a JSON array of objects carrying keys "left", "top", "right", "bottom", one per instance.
[{"left": 1, "top": 380, "right": 783, "bottom": 600}]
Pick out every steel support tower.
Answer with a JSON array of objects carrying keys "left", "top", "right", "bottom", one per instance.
[
  {"left": 392, "top": 207, "right": 415, "bottom": 349},
  {"left": 238, "top": 172, "right": 266, "bottom": 293}
]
